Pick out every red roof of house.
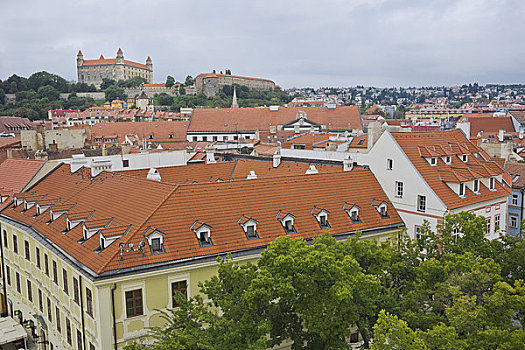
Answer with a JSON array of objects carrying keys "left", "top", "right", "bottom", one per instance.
[
  {"left": 188, "top": 106, "right": 362, "bottom": 133},
  {"left": 505, "top": 162, "right": 525, "bottom": 189},
  {"left": 82, "top": 59, "right": 149, "bottom": 70},
  {"left": 2, "top": 164, "right": 402, "bottom": 276},
  {"left": 0, "top": 159, "right": 45, "bottom": 209},
  {"left": 390, "top": 129, "right": 510, "bottom": 209},
  {"left": 463, "top": 116, "right": 516, "bottom": 138}
]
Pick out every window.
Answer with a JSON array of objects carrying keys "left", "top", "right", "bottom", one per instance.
[
  {"left": 13, "top": 234, "right": 18, "bottom": 254},
  {"left": 319, "top": 215, "right": 328, "bottom": 227},
  {"left": 417, "top": 195, "right": 426, "bottom": 212},
  {"left": 3, "top": 230, "right": 7, "bottom": 248},
  {"left": 66, "top": 318, "right": 72, "bottom": 345},
  {"left": 462, "top": 154, "right": 468, "bottom": 162},
  {"left": 125, "top": 289, "right": 143, "bottom": 317},
  {"left": 198, "top": 231, "right": 212, "bottom": 246},
  {"left": 122, "top": 159, "right": 129, "bottom": 168},
  {"left": 459, "top": 183, "right": 465, "bottom": 197},
  {"left": 73, "top": 278, "right": 80, "bottom": 305},
  {"left": 395, "top": 181, "right": 403, "bottom": 198},
  {"left": 6, "top": 265, "right": 10, "bottom": 286},
  {"left": 430, "top": 157, "right": 437, "bottom": 166},
  {"left": 489, "top": 177, "right": 495, "bottom": 190},
  {"left": 16, "top": 272, "right": 21, "bottom": 293},
  {"left": 86, "top": 287, "right": 93, "bottom": 317},
  {"left": 445, "top": 156, "right": 451, "bottom": 164},
  {"left": 387, "top": 158, "right": 393, "bottom": 170},
  {"left": 172, "top": 280, "right": 188, "bottom": 308},
  {"left": 53, "top": 261, "right": 58, "bottom": 284},
  {"left": 63, "top": 269, "right": 69, "bottom": 295},
  {"left": 473, "top": 179, "right": 479, "bottom": 193},
  {"left": 44, "top": 254, "right": 49, "bottom": 276},
  {"left": 47, "top": 297, "right": 52, "bottom": 322},
  {"left": 77, "top": 329, "right": 82, "bottom": 350},
  {"left": 27, "top": 279, "right": 33, "bottom": 302},
  {"left": 56, "top": 307, "right": 61, "bottom": 333},
  {"left": 36, "top": 247, "right": 41, "bottom": 269},
  {"left": 284, "top": 219, "right": 295, "bottom": 233},
  {"left": 510, "top": 215, "right": 518, "bottom": 228},
  {"left": 495, "top": 215, "right": 500, "bottom": 231},
  {"left": 246, "top": 224, "right": 257, "bottom": 237},
  {"left": 151, "top": 238, "right": 161, "bottom": 252},
  {"left": 512, "top": 194, "right": 519, "bottom": 206},
  {"left": 38, "top": 289, "right": 43, "bottom": 312}
]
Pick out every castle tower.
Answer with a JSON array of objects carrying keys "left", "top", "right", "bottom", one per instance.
[
  {"left": 231, "top": 87, "right": 239, "bottom": 108},
  {"left": 76, "top": 50, "right": 84, "bottom": 67},
  {"left": 116, "top": 48, "right": 124, "bottom": 64},
  {"left": 146, "top": 56, "right": 153, "bottom": 71}
]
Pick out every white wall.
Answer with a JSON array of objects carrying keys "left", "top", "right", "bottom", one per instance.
[{"left": 280, "top": 148, "right": 352, "bottom": 162}]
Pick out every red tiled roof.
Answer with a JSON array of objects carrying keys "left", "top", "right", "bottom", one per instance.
[
  {"left": 188, "top": 106, "right": 362, "bottom": 133},
  {"left": 82, "top": 58, "right": 149, "bottom": 70},
  {"left": 463, "top": 116, "right": 516, "bottom": 138},
  {"left": 505, "top": 162, "right": 525, "bottom": 189},
  {"left": 391, "top": 129, "right": 510, "bottom": 209},
  {"left": 0, "top": 159, "right": 45, "bottom": 209},
  {"left": 2, "top": 164, "right": 402, "bottom": 275}
]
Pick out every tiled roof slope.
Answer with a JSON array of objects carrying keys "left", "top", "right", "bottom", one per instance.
[
  {"left": 82, "top": 59, "right": 149, "bottom": 70},
  {"left": 463, "top": 116, "right": 516, "bottom": 138},
  {"left": 0, "top": 159, "right": 45, "bottom": 209},
  {"left": 510, "top": 111, "right": 525, "bottom": 124},
  {"left": 89, "top": 121, "right": 189, "bottom": 144},
  {"left": 391, "top": 129, "right": 510, "bottom": 209},
  {"left": 2, "top": 164, "right": 402, "bottom": 277},
  {"left": 505, "top": 162, "right": 525, "bottom": 189},
  {"left": 187, "top": 106, "right": 362, "bottom": 133},
  {"left": 119, "top": 159, "right": 343, "bottom": 184}
]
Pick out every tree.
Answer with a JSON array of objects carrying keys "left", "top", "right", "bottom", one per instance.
[
  {"left": 100, "top": 78, "right": 116, "bottom": 90},
  {"left": 104, "top": 85, "right": 126, "bottom": 101},
  {"left": 184, "top": 75, "right": 194, "bottom": 86},
  {"left": 371, "top": 310, "right": 428, "bottom": 350},
  {"left": 157, "top": 93, "right": 174, "bottom": 106},
  {"left": 165, "top": 75, "right": 175, "bottom": 88},
  {"left": 37, "top": 85, "right": 60, "bottom": 100}
]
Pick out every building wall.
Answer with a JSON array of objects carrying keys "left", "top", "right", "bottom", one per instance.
[
  {"left": 195, "top": 75, "right": 275, "bottom": 97},
  {"left": 78, "top": 64, "right": 152, "bottom": 88},
  {"left": 507, "top": 189, "right": 522, "bottom": 235},
  {"left": 21, "top": 129, "right": 87, "bottom": 151},
  {"left": 186, "top": 132, "right": 255, "bottom": 142},
  {"left": 449, "top": 197, "right": 508, "bottom": 240}
]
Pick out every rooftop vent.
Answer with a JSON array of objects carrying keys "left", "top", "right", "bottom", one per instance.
[
  {"left": 147, "top": 168, "right": 162, "bottom": 181},
  {"left": 269, "top": 106, "right": 279, "bottom": 112}
]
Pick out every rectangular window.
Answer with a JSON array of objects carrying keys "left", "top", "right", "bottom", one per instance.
[
  {"left": 13, "top": 234, "right": 18, "bottom": 254},
  {"left": 430, "top": 157, "right": 437, "bottom": 166},
  {"left": 459, "top": 183, "right": 465, "bottom": 197},
  {"left": 125, "top": 289, "right": 143, "bottom": 318},
  {"left": 387, "top": 159, "right": 393, "bottom": 170},
  {"left": 495, "top": 215, "right": 500, "bottom": 231},
  {"left": 511, "top": 215, "right": 518, "bottom": 228},
  {"left": 462, "top": 154, "right": 468, "bottom": 162},
  {"left": 36, "top": 247, "right": 41, "bottom": 269},
  {"left": 490, "top": 177, "right": 495, "bottom": 190},
  {"left": 473, "top": 179, "right": 479, "bottom": 193},
  {"left": 395, "top": 181, "right": 403, "bottom": 198},
  {"left": 38, "top": 289, "right": 43, "bottom": 312},
  {"left": 172, "top": 281, "right": 188, "bottom": 308},
  {"left": 2, "top": 229, "right": 7, "bottom": 248},
  {"left": 25, "top": 240, "right": 30, "bottom": 260},
  {"left": 512, "top": 194, "right": 519, "bottom": 206},
  {"left": 486, "top": 217, "right": 491, "bottom": 234},
  {"left": 44, "top": 254, "right": 49, "bottom": 276},
  {"left": 417, "top": 195, "right": 426, "bottom": 212},
  {"left": 77, "top": 329, "right": 82, "bottom": 350},
  {"left": 56, "top": 307, "right": 61, "bottom": 333},
  {"left": 6, "top": 265, "right": 10, "bottom": 286},
  {"left": 16, "top": 272, "right": 21, "bottom": 293},
  {"left": 53, "top": 261, "right": 58, "bottom": 284},
  {"left": 47, "top": 297, "right": 52, "bottom": 322},
  {"left": 66, "top": 318, "right": 72, "bottom": 345},
  {"left": 73, "top": 278, "right": 80, "bottom": 305},
  {"left": 27, "top": 279, "right": 33, "bottom": 302},
  {"left": 63, "top": 269, "right": 69, "bottom": 295},
  {"left": 445, "top": 156, "right": 451, "bottom": 164},
  {"left": 86, "top": 287, "right": 93, "bottom": 317}
]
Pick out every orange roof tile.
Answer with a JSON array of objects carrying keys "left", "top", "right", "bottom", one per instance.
[
  {"left": 391, "top": 129, "right": 510, "bottom": 209},
  {"left": 188, "top": 106, "right": 362, "bottom": 133}
]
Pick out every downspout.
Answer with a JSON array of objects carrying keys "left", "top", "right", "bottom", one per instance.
[
  {"left": 79, "top": 276, "right": 86, "bottom": 350},
  {"left": 0, "top": 223, "right": 8, "bottom": 317},
  {"left": 111, "top": 283, "right": 117, "bottom": 350}
]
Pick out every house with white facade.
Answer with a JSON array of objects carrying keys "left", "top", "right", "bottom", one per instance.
[{"left": 361, "top": 129, "right": 511, "bottom": 239}]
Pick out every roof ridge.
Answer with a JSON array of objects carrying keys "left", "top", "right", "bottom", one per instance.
[{"left": 97, "top": 184, "right": 180, "bottom": 274}]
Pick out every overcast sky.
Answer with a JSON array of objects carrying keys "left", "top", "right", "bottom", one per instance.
[{"left": 1, "top": 0, "right": 524, "bottom": 88}]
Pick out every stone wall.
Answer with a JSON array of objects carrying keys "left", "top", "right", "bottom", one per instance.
[{"left": 21, "top": 128, "right": 87, "bottom": 151}]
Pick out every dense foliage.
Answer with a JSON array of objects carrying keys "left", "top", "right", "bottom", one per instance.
[{"left": 124, "top": 212, "right": 525, "bottom": 350}]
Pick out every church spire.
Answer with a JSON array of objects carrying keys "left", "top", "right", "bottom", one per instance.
[{"left": 231, "top": 87, "right": 239, "bottom": 108}]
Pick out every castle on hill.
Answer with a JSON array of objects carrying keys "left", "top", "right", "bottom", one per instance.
[{"left": 76, "top": 48, "right": 153, "bottom": 87}]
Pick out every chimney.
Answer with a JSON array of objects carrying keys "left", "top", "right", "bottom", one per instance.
[
  {"left": 273, "top": 151, "right": 281, "bottom": 168},
  {"left": 367, "top": 121, "right": 383, "bottom": 151},
  {"left": 343, "top": 157, "right": 353, "bottom": 171},
  {"left": 205, "top": 147, "right": 216, "bottom": 164},
  {"left": 246, "top": 170, "right": 257, "bottom": 179},
  {"left": 498, "top": 129, "right": 505, "bottom": 142}
]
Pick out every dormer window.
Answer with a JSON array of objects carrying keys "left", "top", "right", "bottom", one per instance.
[
  {"left": 343, "top": 203, "right": 361, "bottom": 223},
  {"left": 459, "top": 183, "right": 465, "bottom": 197},
  {"left": 473, "top": 179, "right": 480, "bottom": 193},
  {"left": 276, "top": 212, "right": 296, "bottom": 234},
  {"left": 190, "top": 221, "right": 213, "bottom": 247},
  {"left": 373, "top": 201, "right": 389, "bottom": 218},
  {"left": 350, "top": 210, "right": 359, "bottom": 222},
  {"left": 151, "top": 238, "right": 161, "bottom": 252},
  {"left": 311, "top": 207, "right": 330, "bottom": 229},
  {"left": 462, "top": 154, "right": 468, "bottom": 162},
  {"left": 445, "top": 156, "right": 451, "bottom": 164},
  {"left": 379, "top": 205, "right": 387, "bottom": 217},
  {"left": 284, "top": 219, "right": 295, "bottom": 233},
  {"left": 489, "top": 177, "right": 495, "bottom": 190},
  {"left": 238, "top": 216, "right": 259, "bottom": 239},
  {"left": 430, "top": 157, "right": 437, "bottom": 166}
]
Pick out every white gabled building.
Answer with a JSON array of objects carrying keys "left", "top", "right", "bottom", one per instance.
[{"left": 360, "top": 129, "right": 511, "bottom": 239}]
